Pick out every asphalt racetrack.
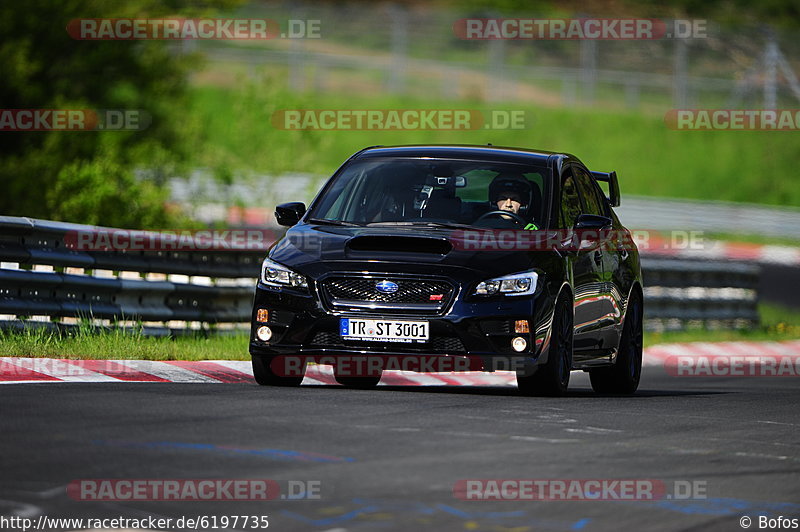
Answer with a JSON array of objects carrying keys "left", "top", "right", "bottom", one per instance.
[{"left": 1, "top": 367, "right": 799, "bottom": 532}]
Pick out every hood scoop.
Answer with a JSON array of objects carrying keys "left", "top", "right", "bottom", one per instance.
[{"left": 347, "top": 235, "right": 452, "bottom": 255}]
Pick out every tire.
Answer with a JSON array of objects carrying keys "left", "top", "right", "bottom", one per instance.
[
  {"left": 333, "top": 371, "right": 382, "bottom": 389},
  {"left": 589, "top": 291, "right": 643, "bottom": 394},
  {"left": 251, "top": 355, "right": 305, "bottom": 386},
  {"left": 517, "top": 296, "right": 573, "bottom": 396}
]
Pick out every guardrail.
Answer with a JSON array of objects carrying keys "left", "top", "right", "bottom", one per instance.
[
  {"left": 0, "top": 217, "right": 760, "bottom": 335},
  {"left": 642, "top": 258, "right": 760, "bottom": 331},
  {"left": 0, "top": 216, "right": 271, "bottom": 335}
]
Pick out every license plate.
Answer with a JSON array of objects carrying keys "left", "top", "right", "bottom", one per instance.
[{"left": 340, "top": 318, "right": 429, "bottom": 343}]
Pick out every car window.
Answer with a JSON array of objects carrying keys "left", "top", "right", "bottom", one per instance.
[
  {"left": 573, "top": 167, "right": 605, "bottom": 216},
  {"left": 456, "top": 168, "right": 545, "bottom": 223},
  {"left": 454, "top": 170, "right": 544, "bottom": 199},
  {"left": 310, "top": 158, "right": 550, "bottom": 227},
  {"left": 560, "top": 169, "right": 583, "bottom": 228},
  {"left": 321, "top": 163, "right": 371, "bottom": 221}
]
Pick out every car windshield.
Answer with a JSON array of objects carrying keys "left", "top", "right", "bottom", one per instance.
[{"left": 309, "top": 158, "right": 549, "bottom": 228}]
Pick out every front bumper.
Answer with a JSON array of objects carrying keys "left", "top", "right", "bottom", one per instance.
[{"left": 248, "top": 281, "right": 556, "bottom": 372}]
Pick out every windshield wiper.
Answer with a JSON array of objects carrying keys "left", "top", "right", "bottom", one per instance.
[
  {"left": 367, "top": 221, "right": 474, "bottom": 230},
  {"left": 307, "top": 218, "right": 363, "bottom": 227}
]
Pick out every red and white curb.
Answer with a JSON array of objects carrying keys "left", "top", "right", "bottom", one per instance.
[
  {"left": 1, "top": 340, "right": 799, "bottom": 384},
  {"left": 642, "top": 340, "right": 800, "bottom": 366},
  {"left": 0, "top": 358, "right": 518, "bottom": 386},
  {"left": 643, "top": 340, "right": 800, "bottom": 376}
]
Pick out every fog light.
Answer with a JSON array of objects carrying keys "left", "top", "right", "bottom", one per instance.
[
  {"left": 256, "top": 308, "right": 269, "bottom": 322},
  {"left": 511, "top": 336, "right": 528, "bottom": 352},
  {"left": 256, "top": 325, "right": 273, "bottom": 342},
  {"left": 514, "top": 320, "right": 529, "bottom": 333}
]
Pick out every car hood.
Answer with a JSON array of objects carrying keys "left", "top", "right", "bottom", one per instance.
[{"left": 268, "top": 223, "right": 551, "bottom": 279}]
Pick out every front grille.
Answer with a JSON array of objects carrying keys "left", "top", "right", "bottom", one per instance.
[
  {"left": 479, "top": 320, "right": 511, "bottom": 334},
  {"left": 310, "top": 332, "right": 344, "bottom": 346},
  {"left": 321, "top": 276, "right": 455, "bottom": 315},
  {"left": 431, "top": 336, "right": 465, "bottom": 352},
  {"left": 325, "top": 278, "right": 452, "bottom": 303}
]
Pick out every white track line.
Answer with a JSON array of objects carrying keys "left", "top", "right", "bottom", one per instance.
[
  {"left": 116, "top": 360, "right": 221, "bottom": 383},
  {"left": 3, "top": 358, "right": 118, "bottom": 382},
  {"left": 205, "top": 360, "right": 254, "bottom": 374}
]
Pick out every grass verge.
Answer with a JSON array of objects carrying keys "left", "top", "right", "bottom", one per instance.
[
  {"left": 0, "top": 303, "right": 798, "bottom": 361},
  {"left": 0, "top": 326, "right": 248, "bottom": 361},
  {"left": 187, "top": 78, "right": 800, "bottom": 207},
  {"left": 644, "top": 303, "right": 800, "bottom": 345},
  {"left": 702, "top": 232, "right": 800, "bottom": 248}
]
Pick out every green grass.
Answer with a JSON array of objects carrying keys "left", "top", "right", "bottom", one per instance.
[
  {"left": 643, "top": 328, "right": 799, "bottom": 345},
  {"left": 758, "top": 302, "right": 800, "bottom": 329},
  {"left": 187, "top": 78, "right": 800, "bottom": 206},
  {"left": 0, "top": 326, "right": 249, "bottom": 361},
  {"left": 644, "top": 302, "right": 800, "bottom": 345},
  {"left": 2, "top": 302, "right": 798, "bottom": 361},
  {"left": 703, "top": 231, "right": 800, "bottom": 247}
]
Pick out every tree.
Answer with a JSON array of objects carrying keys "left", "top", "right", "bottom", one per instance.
[{"left": 0, "top": 0, "right": 239, "bottom": 228}]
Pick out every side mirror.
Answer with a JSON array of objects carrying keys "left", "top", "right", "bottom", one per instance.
[
  {"left": 575, "top": 214, "right": 612, "bottom": 230},
  {"left": 574, "top": 214, "right": 613, "bottom": 250},
  {"left": 275, "top": 202, "right": 306, "bottom": 227}
]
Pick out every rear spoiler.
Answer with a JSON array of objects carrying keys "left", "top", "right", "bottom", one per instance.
[{"left": 591, "top": 171, "right": 620, "bottom": 207}]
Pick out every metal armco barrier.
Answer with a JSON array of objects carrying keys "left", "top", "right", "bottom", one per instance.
[
  {"left": 641, "top": 258, "right": 760, "bottom": 330},
  {"left": 0, "top": 217, "right": 760, "bottom": 334},
  {"left": 0, "top": 216, "right": 271, "bottom": 333}
]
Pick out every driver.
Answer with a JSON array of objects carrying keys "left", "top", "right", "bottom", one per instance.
[
  {"left": 496, "top": 189, "right": 524, "bottom": 215},
  {"left": 487, "top": 173, "right": 538, "bottom": 229}
]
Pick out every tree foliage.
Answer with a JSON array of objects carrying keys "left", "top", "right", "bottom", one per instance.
[{"left": 0, "top": 0, "right": 239, "bottom": 228}]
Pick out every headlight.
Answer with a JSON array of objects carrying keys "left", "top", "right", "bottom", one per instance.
[
  {"left": 474, "top": 270, "right": 539, "bottom": 297},
  {"left": 261, "top": 258, "right": 308, "bottom": 289}
]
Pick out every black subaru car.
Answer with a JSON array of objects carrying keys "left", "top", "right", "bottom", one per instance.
[{"left": 249, "top": 145, "right": 643, "bottom": 396}]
